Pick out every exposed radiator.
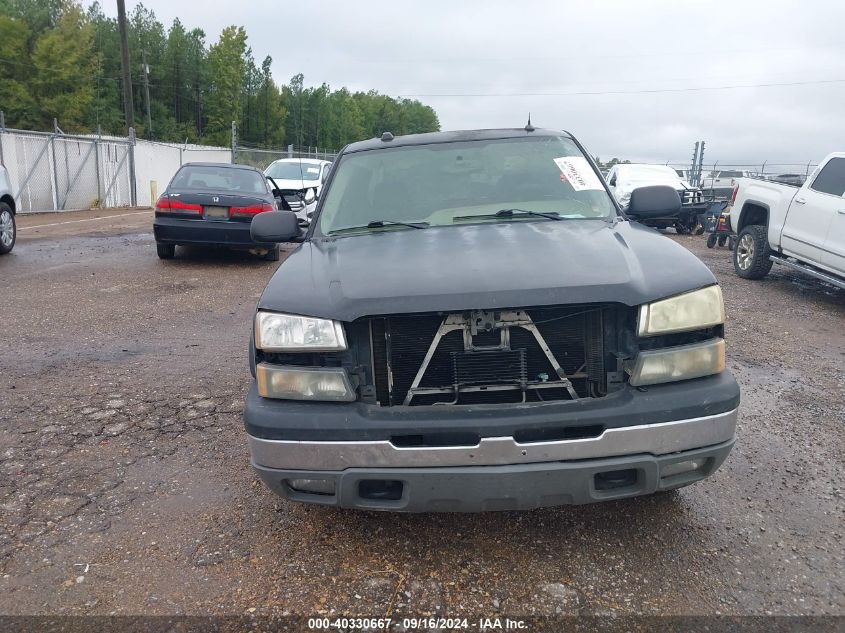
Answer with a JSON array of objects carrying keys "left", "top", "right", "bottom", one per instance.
[{"left": 368, "top": 306, "right": 607, "bottom": 406}]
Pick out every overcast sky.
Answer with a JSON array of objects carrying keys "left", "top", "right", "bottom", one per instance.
[{"left": 97, "top": 0, "right": 845, "bottom": 167}]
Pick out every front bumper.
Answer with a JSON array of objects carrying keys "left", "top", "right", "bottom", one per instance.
[
  {"left": 153, "top": 216, "right": 273, "bottom": 247},
  {"left": 252, "top": 439, "right": 735, "bottom": 511},
  {"left": 244, "top": 373, "right": 739, "bottom": 511}
]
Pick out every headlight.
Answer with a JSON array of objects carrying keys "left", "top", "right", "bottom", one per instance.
[
  {"left": 256, "top": 364, "right": 356, "bottom": 401},
  {"left": 638, "top": 285, "right": 725, "bottom": 337},
  {"left": 627, "top": 338, "right": 725, "bottom": 387},
  {"left": 254, "top": 311, "right": 347, "bottom": 351}
]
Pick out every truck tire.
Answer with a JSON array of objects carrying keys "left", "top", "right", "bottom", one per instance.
[
  {"left": 156, "top": 242, "right": 175, "bottom": 259},
  {"left": 733, "top": 225, "right": 773, "bottom": 279},
  {"left": 0, "top": 203, "right": 15, "bottom": 254}
]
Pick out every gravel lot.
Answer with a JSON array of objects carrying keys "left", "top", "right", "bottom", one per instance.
[{"left": 1, "top": 210, "right": 843, "bottom": 618}]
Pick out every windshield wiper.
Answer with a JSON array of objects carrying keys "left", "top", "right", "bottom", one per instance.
[
  {"left": 328, "top": 219, "right": 429, "bottom": 234},
  {"left": 453, "top": 208, "right": 564, "bottom": 223},
  {"left": 366, "top": 219, "right": 428, "bottom": 229},
  {"left": 493, "top": 208, "right": 563, "bottom": 221}
]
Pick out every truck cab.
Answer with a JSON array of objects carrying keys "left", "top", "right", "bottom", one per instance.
[{"left": 730, "top": 153, "right": 845, "bottom": 286}]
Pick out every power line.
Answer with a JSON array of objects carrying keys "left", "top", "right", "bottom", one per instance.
[{"left": 398, "top": 78, "right": 845, "bottom": 98}]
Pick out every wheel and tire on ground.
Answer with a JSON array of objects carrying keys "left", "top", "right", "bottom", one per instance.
[
  {"left": 718, "top": 235, "right": 728, "bottom": 247},
  {"left": 0, "top": 203, "right": 16, "bottom": 255},
  {"left": 706, "top": 234, "right": 718, "bottom": 248},
  {"left": 264, "top": 244, "right": 280, "bottom": 261},
  {"left": 674, "top": 222, "right": 691, "bottom": 235},
  {"left": 156, "top": 243, "right": 176, "bottom": 259},
  {"left": 733, "top": 224, "right": 773, "bottom": 279}
]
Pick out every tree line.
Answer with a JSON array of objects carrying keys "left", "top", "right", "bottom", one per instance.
[{"left": 0, "top": 1, "right": 441, "bottom": 148}]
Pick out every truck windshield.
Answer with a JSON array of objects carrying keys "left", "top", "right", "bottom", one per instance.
[{"left": 318, "top": 136, "right": 615, "bottom": 235}]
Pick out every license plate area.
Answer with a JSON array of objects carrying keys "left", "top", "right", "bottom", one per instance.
[{"left": 203, "top": 205, "right": 229, "bottom": 220}]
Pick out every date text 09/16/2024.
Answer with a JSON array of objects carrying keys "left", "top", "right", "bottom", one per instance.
[{"left": 306, "top": 617, "right": 528, "bottom": 630}]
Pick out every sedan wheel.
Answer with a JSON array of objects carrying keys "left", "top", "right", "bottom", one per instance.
[{"left": 0, "top": 206, "right": 16, "bottom": 254}]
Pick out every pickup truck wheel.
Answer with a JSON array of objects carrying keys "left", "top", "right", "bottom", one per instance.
[
  {"left": 0, "top": 204, "right": 15, "bottom": 254},
  {"left": 156, "top": 242, "right": 175, "bottom": 259},
  {"left": 733, "top": 225, "right": 773, "bottom": 279}
]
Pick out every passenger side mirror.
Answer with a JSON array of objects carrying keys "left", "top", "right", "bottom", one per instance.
[
  {"left": 251, "top": 211, "right": 302, "bottom": 243},
  {"left": 609, "top": 176, "right": 616, "bottom": 186},
  {"left": 627, "top": 185, "right": 681, "bottom": 219}
]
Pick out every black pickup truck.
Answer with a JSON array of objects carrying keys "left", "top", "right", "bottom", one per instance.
[{"left": 243, "top": 127, "right": 739, "bottom": 512}]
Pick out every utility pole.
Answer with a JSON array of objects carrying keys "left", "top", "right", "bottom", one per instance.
[
  {"left": 116, "top": 0, "right": 134, "bottom": 132},
  {"left": 141, "top": 49, "right": 152, "bottom": 138}
]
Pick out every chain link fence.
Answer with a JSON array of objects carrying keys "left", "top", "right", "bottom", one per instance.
[
  {"left": 234, "top": 143, "right": 337, "bottom": 171},
  {"left": 0, "top": 127, "right": 134, "bottom": 212},
  {"left": 0, "top": 120, "right": 232, "bottom": 212}
]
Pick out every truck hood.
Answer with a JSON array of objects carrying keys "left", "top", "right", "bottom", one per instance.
[{"left": 258, "top": 220, "right": 717, "bottom": 321}]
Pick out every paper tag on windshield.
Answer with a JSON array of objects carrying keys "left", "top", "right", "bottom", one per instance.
[
  {"left": 306, "top": 167, "right": 320, "bottom": 174},
  {"left": 553, "top": 157, "right": 603, "bottom": 191}
]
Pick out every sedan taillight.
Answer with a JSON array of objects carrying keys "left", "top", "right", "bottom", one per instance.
[
  {"left": 156, "top": 198, "right": 201, "bottom": 213},
  {"left": 230, "top": 202, "right": 274, "bottom": 218}
]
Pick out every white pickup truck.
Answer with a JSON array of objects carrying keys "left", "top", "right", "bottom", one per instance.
[{"left": 729, "top": 152, "right": 845, "bottom": 289}]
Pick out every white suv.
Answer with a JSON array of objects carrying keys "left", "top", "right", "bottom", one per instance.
[{"left": 0, "top": 165, "right": 16, "bottom": 254}]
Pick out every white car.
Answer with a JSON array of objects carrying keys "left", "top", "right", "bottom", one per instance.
[
  {"left": 606, "top": 163, "right": 705, "bottom": 232},
  {"left": 264, "top": 158, "right": 332, "bottom": 220},
  {"left": 729, "top": 152, "right": 845, "bottom": 289},
  {"left": 0, "top": 165, "right": 16, "bottom": 254}
]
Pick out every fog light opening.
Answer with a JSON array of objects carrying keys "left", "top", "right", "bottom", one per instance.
[
  {"left": 358, "top": 479, "right": 404, "bottom": 501},
  {"left": 287, "top": 478, "right": 336, "bottom": 496},
  {"left": 594, "top": 468, "right": 638, "bottom": 491},
  {"left": 661, "top": 459, "right": 705, "bottom": 478}
]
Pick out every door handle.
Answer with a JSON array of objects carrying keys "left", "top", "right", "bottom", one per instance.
[{"left": 794, "top": 197, "right": 806, "bottom": 204}]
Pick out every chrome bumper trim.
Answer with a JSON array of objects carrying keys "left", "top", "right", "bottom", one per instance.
[{"left": 247, "top": 408, "right": 738, "bottom": 470}]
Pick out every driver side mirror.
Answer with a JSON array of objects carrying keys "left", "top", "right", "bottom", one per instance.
[
  {"left": 627, "top": 185, "right": 681, "bottom": 219},
  {"left": 250, "top": 211, "right": 303, "bottom": 243}
]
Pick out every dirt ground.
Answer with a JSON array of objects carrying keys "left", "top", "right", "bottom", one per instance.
[{"left": 1, "top": 209, "right": 843, "bottom": 618}]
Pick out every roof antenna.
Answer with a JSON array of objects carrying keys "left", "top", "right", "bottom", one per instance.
[{"left": 525, "top": 113, "right": 535, "bottom": 132}]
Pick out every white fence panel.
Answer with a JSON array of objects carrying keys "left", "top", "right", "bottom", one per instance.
[{"left": 133, "top": 140, "right": 230, "bottom": 206}]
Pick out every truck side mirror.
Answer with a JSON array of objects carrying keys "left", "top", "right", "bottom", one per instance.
[
  {"left": 627, "top": 185, "right": 681, "bottom": 219},
  {"left": 251, "top": 211, "right": 302, "bottom": 243}
]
